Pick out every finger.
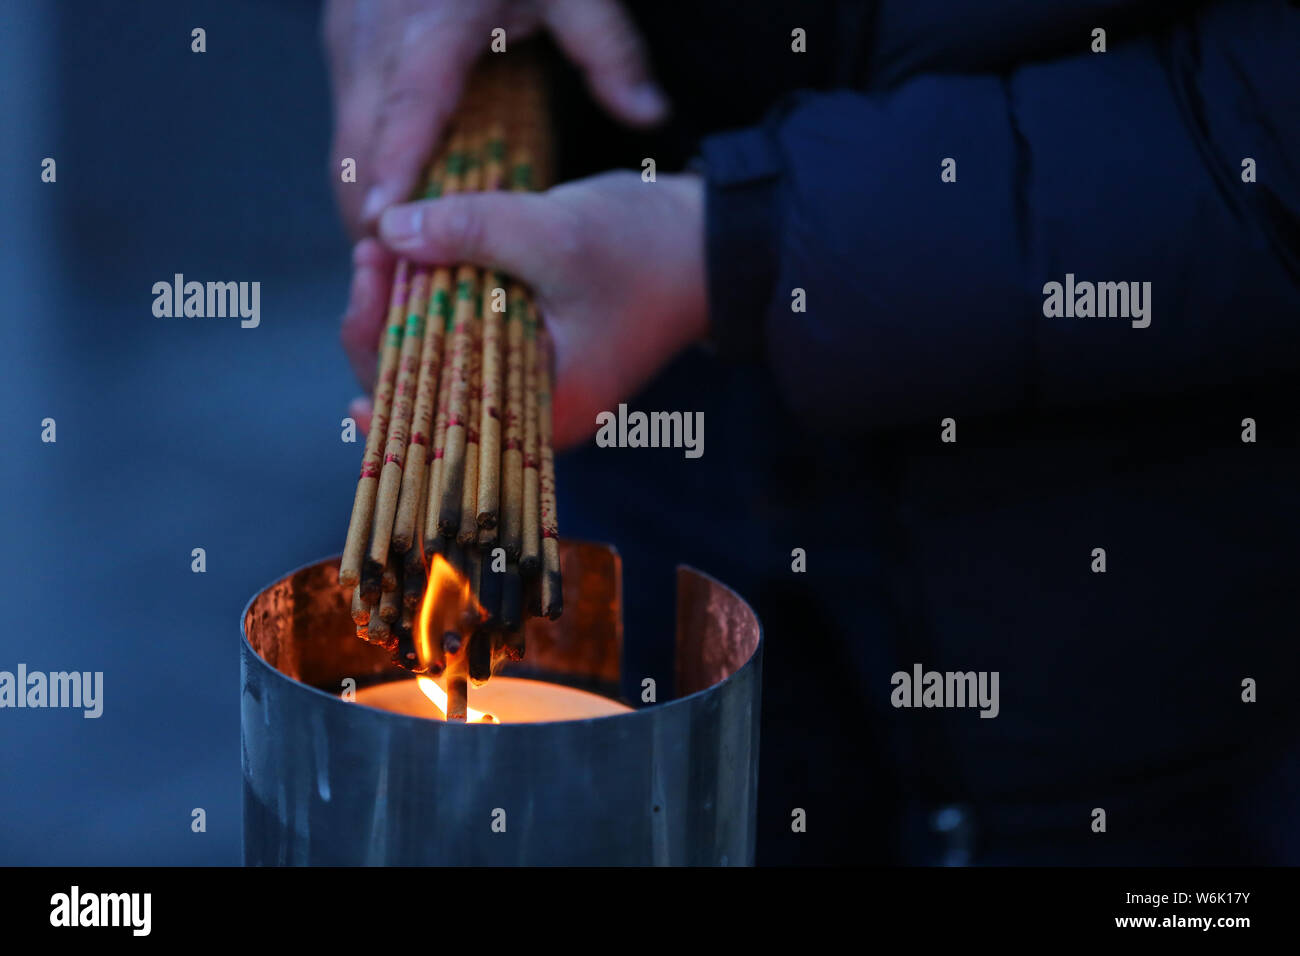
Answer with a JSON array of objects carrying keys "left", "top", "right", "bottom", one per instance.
[
  {"left": 349, "top": 396, "right": 374, "bottom": 438},
  {"left": 340, "top": 238, "right": 396, "bottom": 392},
  {"left": 547, "top": 341, "right": 595, "bottom": 451},
  {"left": 360, "top": 9, "right": 493, "bottom": 229},
  {"left": 378, "top": 191, "right": 577, "bottom": 284},
  {"left": 325, "top": 0, "right": 384, "bottom": 238},
  {"left": 544, "top": 0, "right": 669, "bottom": 126},
  {"left": 332, "top": 79, "right": 384, "bottom": 238}
]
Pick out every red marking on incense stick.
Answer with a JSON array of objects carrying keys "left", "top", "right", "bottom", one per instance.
[
  {"left": 411, "top": 433, "right": 427, "bottom": 445},
  {"left": 360, "top": 462, "right": 381, "bottom": 478},
  {"left": 384, "top": 453, "right": 404, "bottom": 466}
]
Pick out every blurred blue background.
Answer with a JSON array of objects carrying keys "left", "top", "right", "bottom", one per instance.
[{"left": 0, "top": 0, "right": 356, "bottom": 864}]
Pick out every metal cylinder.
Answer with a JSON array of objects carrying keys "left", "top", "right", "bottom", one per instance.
[{"left": 241, "top": 541, "right": 762, "bottom": 865}]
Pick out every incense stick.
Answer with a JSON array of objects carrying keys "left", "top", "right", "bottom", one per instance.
[
  {"left": 520, "top": 302, "right": 541, "bottom": 574},
  {"left": 456, "top": 285, "right": 483, "bottom": 544},
  {"left": 500, "top": 286, "right": 526, "bottom": 557},
  {"left": 537, "top": 326, "right": 563, "bottom": 620},
  {"left": 342, "top": 261, "right": 409, "bottom": 592},
  {"left": 366, "top": 267, "right": 430, "bottom": 584},
  {"left": 475, "top": 271, "right": 505, "bottom": 533},
  {"left": 340, "top": 52, "right": 564, "bottom": 699},
  {"left": 437, "top": 263, "right": 480, "bottom": 536}
]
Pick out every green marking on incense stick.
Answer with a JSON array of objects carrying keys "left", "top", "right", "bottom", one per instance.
[
  {"left": 456, "top": 279, "right": 473, "bottom": 301},
  {"left": 386, "top": 326, "right": 403, "bottom": 348},
  {"left": 487, "top": 139, "right": 506, "bottom": 162},
  {"left": 446, "top": 152, "right": 467, "bottom": 176},
  {"left": 423, "top": 182, "right": 443, "bottom": 200},
  {"left": 431, "top": 288, "right": 451, "bottom": 317},
  {"left": 405, "top": 312, "right": 425, "bottom": 337},
  {"left": 512, "top": 164, "right": 533, "bottom": 190}
]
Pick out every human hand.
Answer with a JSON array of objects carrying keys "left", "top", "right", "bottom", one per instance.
[
  {"left": 324, "top": 0, "right": 669, "bottom": 237},
  {"left": 340, "top": 172, "right": 708, "bottom": 448}
]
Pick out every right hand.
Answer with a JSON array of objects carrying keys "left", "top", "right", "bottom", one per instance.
[{"left": 323, "top": 0, "right": 669, "bottom": 239}]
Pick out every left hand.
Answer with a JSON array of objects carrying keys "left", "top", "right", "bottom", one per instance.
[{"left": 340, "top": 171, "right": 709, "bottom": 449}]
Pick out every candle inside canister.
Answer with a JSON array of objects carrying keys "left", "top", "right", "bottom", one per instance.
[{"left": 354, "top": 676, "right": 632, "bottom": 723}]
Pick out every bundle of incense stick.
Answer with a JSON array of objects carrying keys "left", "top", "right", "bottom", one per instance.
[{"left": 338, "top": 54, "right": 561, "bottom": 716}]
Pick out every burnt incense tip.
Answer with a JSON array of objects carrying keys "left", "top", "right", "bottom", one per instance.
[
  {"left": 468, "top": 631, "right": 492, "bottom": 685},
  {"left": 476, "top": 511, "right": 498, "bottom": 530},
  {"left": 369, "top": 618, "right": 392, "bottom": 647},
  {"left": 524, "top": 574, "right": 542, "bottom": 619},
  {"left": 477, "top": 562, "right": 502, "bottom": 624},
  {"left": 427, "top": 660, "right": 445, "bottom": 678},
  {"left": 445, "top": 539, "right": 466, "bottom": 578},
  {"left": 442, "top": 630, "right": 463, "bottom": 656},
  {"left": 359, "top": 561, "right": 383, "bottom": 605},
  {"left": 500, "top": 566, "right": 522, "bottom": 630},
  {"left": 503, "top": 628, "right": 525, "bottom": 662},
  {"left": 479, "top": 713, "right": 498, "bottom": 724},
  {"left": 519, "top": 554, "right": 540, "bottom": 576},
  {"left": 542, "top": 570, "right": 563, "bottom": 621}
]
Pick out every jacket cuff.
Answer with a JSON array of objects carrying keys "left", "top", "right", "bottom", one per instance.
[{"left": 700, "top": 126, "right": 783, "bottom": 361}]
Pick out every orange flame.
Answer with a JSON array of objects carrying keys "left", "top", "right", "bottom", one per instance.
[
  {"left": 415, "top": 553, "right": 488, "bottom": 721},
  {"left": 415, "top": 554, "right": 469, "bottom": 669}
]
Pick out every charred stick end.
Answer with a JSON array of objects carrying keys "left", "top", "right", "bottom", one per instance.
[
  {"left": 500, "top": 563, "right": 523, "bottom": 631},
  {"left": 503, "top": 627, "right": 526, "bottom": 663},
  {"left": 468, "top": 631, "right": 493, "bottom": 686},
  {"left": 542, "top": 569, "right": 563, "bottom": 621},
  {"left": 350, "top": 587, "right": 369, "bottom": 625},
  {"left": 360, "top": 559, "right": 383, "bottom": 606},
  {"left": 477, "top": 555, "right": 503, "bottom": 624},
  {"left": 524, "top": 572, "right": 542, "bottom": 619}
]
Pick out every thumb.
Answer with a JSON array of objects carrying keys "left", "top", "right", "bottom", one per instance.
[
  {"left": 359, "top": 14, "right": 489, "bottom": 228},
  {"left": 377, "top": 192, "right": 576, "bottom": 283}
]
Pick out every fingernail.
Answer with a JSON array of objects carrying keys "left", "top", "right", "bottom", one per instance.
[
  {"left": 362, "top": 182, "right": 401, "bottom": 225},
  {"left": 625, "top": 82, "right": 669, "bottom": 122},
  {"left": 379, "top": 204, "right": 424, "bottom": 246}
]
